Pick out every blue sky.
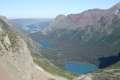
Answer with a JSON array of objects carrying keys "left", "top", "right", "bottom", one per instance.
[{"left": 0, "top": 0, "right": 119, "bottom": 19}]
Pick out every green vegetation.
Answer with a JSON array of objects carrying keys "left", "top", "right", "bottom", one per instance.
[
  {"left": 92, "top": 61, "right": 120, "bottom": 80},
  {"left": 108, "top": 62, "right": 120, "bottom": 69},
  {"left": 32, "top": 53, "right": 78, "bottom": 79},
  {"left": 93, "top": 72, "right": 120, "bottom": 80}
]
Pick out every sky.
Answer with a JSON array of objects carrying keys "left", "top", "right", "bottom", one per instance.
[{"left": 0, "top": 0, "right": 119, "bottom": 19}]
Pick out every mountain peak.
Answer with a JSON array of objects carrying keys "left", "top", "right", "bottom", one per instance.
[
  {"left": 109, "top": 2, "right": 120, "bottom": 15},
  {"left": 55, "top": 15, "right": 66, "bottom": 21},
  {"left": 111, "top": 2, "right": 120, "bottom": 10},
  {"left": 114, "top": 2, "right": 120, "bottom": 7}
]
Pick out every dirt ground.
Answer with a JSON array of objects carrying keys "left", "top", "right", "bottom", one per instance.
[{"left": 0, "top": 65, "right": 12, "bottom": 80}]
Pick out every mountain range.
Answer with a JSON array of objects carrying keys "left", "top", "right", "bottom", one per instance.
[
  {"left": 10, "top": 19, "right": 51, "bottom": 34},
  {"left": 1, "top": 2, "right": 120, "bottom": 80},
  {"left": 30, "top": 2, "right": 120, "bottom": 69}
]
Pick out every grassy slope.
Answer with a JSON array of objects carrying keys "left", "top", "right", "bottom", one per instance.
[
  {"left": 92, "top": 62, "right": 120, "bottom": 80},
  {"left": 32, "top": 53, "right": 77, "bottom": 79}
]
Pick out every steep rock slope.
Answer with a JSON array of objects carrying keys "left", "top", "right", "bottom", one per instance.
[
  {"left": 0, "top": 16, "right": 66, "bottom": 80},
  {"left": 0, "top": 16, "right": 34, "bottom": 80}
]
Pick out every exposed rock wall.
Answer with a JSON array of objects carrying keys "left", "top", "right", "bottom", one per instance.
[{"left": 0, "top": 17, "right": 34, "bottom": 80}]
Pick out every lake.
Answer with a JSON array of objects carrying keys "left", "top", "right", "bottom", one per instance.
[
  {"left": 64, "top": 61, "right": 98, "bottom": 74},
  {"left": 40, "top": 40, "right": 98, "bottom": 74},
  {"left": 40, "top": 39, "right": 51, "bottom": 48}
]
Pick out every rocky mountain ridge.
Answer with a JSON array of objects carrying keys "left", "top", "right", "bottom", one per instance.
[
  {"left": 30, "top": 2, "right": 120, "bottom": 68},
  {"left": 0, "top": 16, "right": 67, "bottom": 80},
  {"left": 42, "top": 2, "right": 120, "bottom": 34},
  {"left": 0, "top": 16, "right": 34, "bottom": 80}
]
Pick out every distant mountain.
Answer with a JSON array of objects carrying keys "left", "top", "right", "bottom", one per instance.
[
  {"left": 10, "top": 18, "right": 52, "bottom": 34},
  {"left": 30, "top": 2, "right": 120, "bottom": 69}
]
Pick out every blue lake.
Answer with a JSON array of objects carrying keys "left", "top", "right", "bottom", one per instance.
[
  {"left": 64, "top": 62, "right": 98, "bottom": 74},
  {"left": 40, "top": 39, "right": 51, "bottom": 48},
  {"left": 40, "top": 40, "right": 98, "bottom": 74}
]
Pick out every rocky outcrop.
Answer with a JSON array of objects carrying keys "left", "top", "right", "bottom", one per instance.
[
  {"left": 0, "top": 16, "right": 65, "bottom": 80},
  {"left": 0, "top": 16, "right": 35, "bottom": 80}
]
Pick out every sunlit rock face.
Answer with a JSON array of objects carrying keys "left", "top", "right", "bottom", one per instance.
[{"left": 0, "top": 16, "right": 35, "bottom": 80}]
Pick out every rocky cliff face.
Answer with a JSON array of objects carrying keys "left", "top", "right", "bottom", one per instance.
[
  {"left": 42, "top": 2, "right": 120, "bottom": 33},
  {"left": 0, "top": 16, "right": 35, "bottom": 80},
  {"left": 0, "top": 16, "right": 68, "bottom": 80}
]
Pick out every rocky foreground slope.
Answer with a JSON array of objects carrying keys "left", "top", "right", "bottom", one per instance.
[
  {"left": 0, "top": 16, "right": 34, "bottom": 80},
  {"left": 0, "top": 16, "right": 68, "bottom": 80}
]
